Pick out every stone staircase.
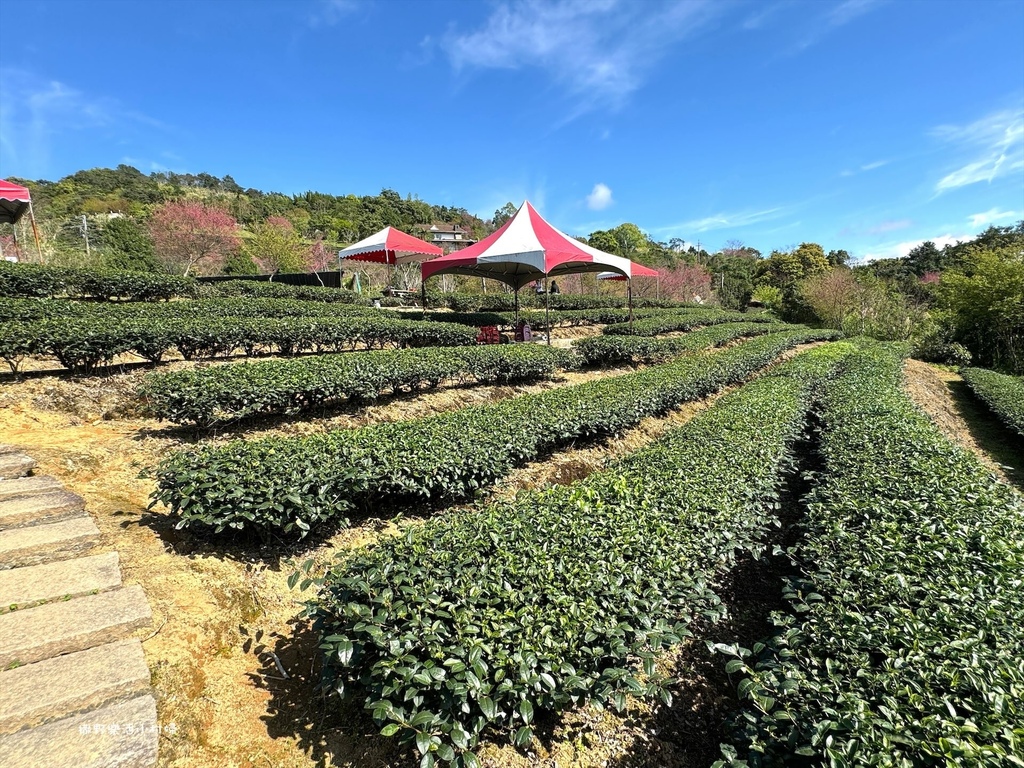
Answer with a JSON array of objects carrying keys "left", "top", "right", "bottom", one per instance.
[{"left": 0, "top": 444, "right": 158, "bottom": 768}]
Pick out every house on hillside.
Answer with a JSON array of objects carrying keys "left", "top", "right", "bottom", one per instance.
[{"left": 416, "top": 223, "right": 477, "bottom": 254}]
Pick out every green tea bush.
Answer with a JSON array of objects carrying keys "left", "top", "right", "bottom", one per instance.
[
  {"left": 149, "top": 328, "right": 839, "bottom": 537},
  {"left": 310, "top": 342, "right": 854, "bottom": 766},
  {"left": 575, "top": 322, "right": 796, "bottom": 365},
  {"left": 722, "top": 342, "right": 1024, "bottom": 767},
  {"left": 960, "top": 366, "right": 1024, "bottom": 436},
  {"left": 201, "top": 279, "right": 361, "bottom": 303},
  {"left": 0, "top": 261, "right": 196, "bottom": 301},
  {"left": 140, "top": 345, "right": 578, "bottom": 427},
  {"left": 603, "top": 309, "right": 770, "bottom": 336}
]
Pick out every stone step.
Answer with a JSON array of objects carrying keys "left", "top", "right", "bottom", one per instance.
[
  {"left": 0, "top": 516, "right": 100, "bottom": 570},
  {"left": 0, "top": 454, "right": 35, "bottom": 481},
  {"left": 0, "top": 490, "right": 86, "bottom": 530},
  {"left": 0, "top": 552, "right": 122, "bottom": 613},
  {"left": 0, "top": 585, "right": 151, "bottom": 668},
  {"left": 0, "top": 475, "right": 63, "bottom": 501},
  {"left": 0, "top": 693, "right": 158, "bottom": 768},
  {"left": 0, "top": 639, "right": 149, "bottom": 735}
]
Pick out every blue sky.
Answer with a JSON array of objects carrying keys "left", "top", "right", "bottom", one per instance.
[{"left": 1, "top": 0, "right": 1022, "bottom": 261}]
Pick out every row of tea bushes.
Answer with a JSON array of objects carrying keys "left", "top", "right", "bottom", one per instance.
[
  {"left": 149, "top": 328, "right": 840, "bottom": 537},
  {"left": 723, "top": 343, "right": 1024, "bottom": 766},
  {"left": 574, "top": 322, "right": 795, "bottom": 365},
  {"left": 0, "top": 313, "right": 477, "bottom": 374},
  {"left": 603, "top": 309, "right": 772, "bottom": 336},
  {"left": 0, "top": 296, "right": 374, "bottom": 323},
  {"left": 959, "top": 366, "right": 1024, "bottom": 436},
  {"left": 0, "top": 261, "right": 197, "bottom": 301},
  {"left": 198, "top": 279, "right": 361, "bottom": 303},
  {"left": 140, "top": 344, "right": 578, "bottom": 427},
  {"left": 310, "top": 341, "right": 855, "bottom": 766},
  {"left": 434, "top": 291, "right": 685, "bottom": 312}
]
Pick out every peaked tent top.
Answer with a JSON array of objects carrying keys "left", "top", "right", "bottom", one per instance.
[
  {"left": 338, "top": 226, "right": 443, "bottom": 265},
  {"left": 421, "top": 201, "right": 633, "bottom": 289},
  {"left": 0, "top": 179, "right": 32, "bottom": 225}
]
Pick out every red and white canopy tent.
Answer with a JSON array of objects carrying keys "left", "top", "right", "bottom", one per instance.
[
  {"left": 421, "top": 201, "right": 646, "bottom": 338},
  {"left": 598, "top": 261, "right": 661, "bottom": 300},
  {"left": 0, "top": 179, "right": 42, "bottom": 260}
]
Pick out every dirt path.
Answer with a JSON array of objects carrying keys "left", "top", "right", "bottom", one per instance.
[{"left": 903, "top": 359, "right": 1024, "bottom": 489}]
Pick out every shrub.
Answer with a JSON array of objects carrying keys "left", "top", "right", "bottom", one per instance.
[
  {"left": 148, "top": 328, "right": 839, "bottom": 538},
  {"left": 960, "top": 366, "right": 1024, "bottom": 436},
  {"left": 721, "top": 342, "right": 1024, "bottom": 766},
  {"left": 310, "top": 341, "right": 854, "bottom": 766}
]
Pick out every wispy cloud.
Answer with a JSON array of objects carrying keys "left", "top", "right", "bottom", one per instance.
[
  {"left": 967, "top": 207, "right": 1020, "bottom": 228},
  {"left": 932, "top": 107, "right": 1024, "bottom": 193},
  {"left": 867, "top": 218, "right": 912, "bottom": 234},
  {"left": 586, "top": 183, "right": 614, "bottom": 210},
  {"left": 860, "top": 233, "right": 968, "bottom": 262},
  {"left": 655, "top": 206, "right": 787, "bottom": 235},
  {"left": 0, "top": 69, "right": 169, "bottom": 178},
  {"left": 742, "top": 2, "right": 787, "bottom": 30},
  {"left": 308, "top": 0, "right": 359, "bottom": 27},
  {"left": 795, "top": 0, "right": 882, "bottom": 52},
  {"left": 839, "top": 158, "right": 889, "bottom": 177},
  {"left": 445, "top": 0, "right": 720, "bottom": 116}
]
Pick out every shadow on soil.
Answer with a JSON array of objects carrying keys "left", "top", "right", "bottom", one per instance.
[
  {"left": 946, "top": 380, "right": 1024, "bottom": 491},
  {"left": 245, "top": 616, "right": 411, "bottom": 768}
]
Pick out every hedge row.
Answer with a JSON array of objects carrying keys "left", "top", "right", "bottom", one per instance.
[
  {"left": 603, "top": 309, "right": 772, "bottom": 336},
  {"left": 0, "top": 261, "right": 197, "bottom": 301},
  {"left": 198, "top": 279, "right": 362, "bottom": 303},
  {"left": 140, "top": 345, "right": 578, "bottom": 427},
  {"left": 149, "top": 327, "right": 840, "bottom": 538},
  {"left": 959, "top": 366, "right": 1024, "bottom": 436},
  {"left": 434, "top": 292, "right": 685, "bottom": 312},
  {"left": 0, "top": 296, "right": 373, "bottom": 323},
  {"left": 723, "top": 342, "right": 1024, "bottom": 767},
  {"left": 574, "top": 322, "right": 794, "bottom": 365},
  {"left": 0, "top": 314, "right": 477, "bottom": 374},
  {"left": 309, "top": 341, "right": 854, "bottom": 766}
]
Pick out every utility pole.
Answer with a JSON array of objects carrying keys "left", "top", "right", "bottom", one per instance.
[{"left": 81, "top": 215, "right": 91, "bottom": 258}]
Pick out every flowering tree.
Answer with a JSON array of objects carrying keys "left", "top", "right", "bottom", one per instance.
[
  {"left": 655, "top": 263, "right": 713, "bottom": 302},
  {"left": 306, "top": 231, "right": 336, "bottom": 273},
  {"left": 148, "top": 201, "right": 240, "bottom": 276}
]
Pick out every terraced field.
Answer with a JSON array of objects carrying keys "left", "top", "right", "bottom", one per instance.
[{"left": 1, "top": 291, "right": 1020, "bottom": 768}]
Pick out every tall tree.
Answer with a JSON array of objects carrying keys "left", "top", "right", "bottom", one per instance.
[
  {"left": 148, "top": 201, "right": 240, "bottom": 276},
  {"left": 244, "top": 216, "right": 308, "bottom": 274},
  {"left": 492, "top": 202, "right": 517, "bottom": 229}
]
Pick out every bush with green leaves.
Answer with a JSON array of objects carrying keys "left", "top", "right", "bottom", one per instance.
[
  {"left": 140, "top": 344, "right": 578, "bottom": 427},
  {"left": 200, "top": 279, "right": 362, "bottom": 303},
  {"left": 0, "top": 309, "right": 477, "bottom": 374},
  {"left": 149, "top": 327, "right": 839, "bottom": 537},
  {"left": 0, "top": 261, "right": 197, "bottom": 301},
  {"left": 721, "top": 342, "right": 1024, "bottom": 767},
  {"left": 960, "top": 365, "right": 1024, "bottom": 436},
  {"left": 574, "top": 322, "right": 796, "bottom": 365},
  {"left": 602, "top": 309, "right": 771, "bottom": 336},
  {"left": 309, "top": 341, "right": 854, "bottom": 767}
]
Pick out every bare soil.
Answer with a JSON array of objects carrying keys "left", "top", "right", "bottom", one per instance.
[{"left": 903, "top": 359, "right": 1024, "bottom": 489}]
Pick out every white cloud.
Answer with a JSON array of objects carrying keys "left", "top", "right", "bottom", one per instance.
[
  {"left": 795, "top": 0, "right": 882, "bottom": 52},
  {"left": 656, "top": 206, "right": 787, "bottom": 235},
  {"left": 860, "top": 234, "right": 968, "bottom": 262},
  {"left": 308, "top": 0, "right": 359, "bottom": 27},
  {"left": 932, "top": 107, "right": 1024, "bottom": 193},
  {"left": 967, "top": 207, "right": 1020, "bottom": 228},
  {"left": 586, "top": 183, "right": 614, "bottom": 210},
  {"left": 446, "top": 0, "right": 719, "bottom": 115}
]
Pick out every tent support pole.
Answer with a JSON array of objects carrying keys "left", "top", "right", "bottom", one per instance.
[
  {"left": 628, "top": 278, "right": 634, "bottom": 330},
  {"left": 29, "top": 201, "right": 43, "bottom": 261},
  {"left": 514, "top": 286, "right": 520, "bottom": 324},
  {"left": 421, "top": 280, "right": 427, "bottom": 319},
  {"left": 544, "top": 276, "right": 550, "bottom": 346}
]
